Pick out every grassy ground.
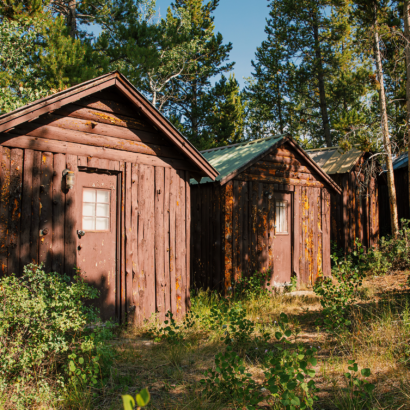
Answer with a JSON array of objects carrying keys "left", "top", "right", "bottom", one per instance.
[{"left": 87, "top": 271, "right": 410, "bottom": 410}]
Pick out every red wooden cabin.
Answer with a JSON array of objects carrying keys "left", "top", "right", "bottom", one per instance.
[
  {"left": 307, "top": 147, "right": 380, "bottom": 252},
  {"left": 190, "top": 136, "right": 341, "bottom": 292},
  {"left": 0, "top": 71, "right": 217, "bottom": 324}
]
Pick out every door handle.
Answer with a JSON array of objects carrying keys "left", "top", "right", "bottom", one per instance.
[{"left": 77, "top": 230, "right": 86, "bottom": 237}]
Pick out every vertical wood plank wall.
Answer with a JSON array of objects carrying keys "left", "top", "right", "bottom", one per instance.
[
  {"left": 0, "top": 148, "right": 191, "bottom": 323},
  {"left": 331, "top": 171, "right": 379, "bottom": 252},
  {"left": 0, "top": 87, "right": 194, "bottom": 323},
  {"left": 191, "top": 144, "right": 332, "bottom": 292}
]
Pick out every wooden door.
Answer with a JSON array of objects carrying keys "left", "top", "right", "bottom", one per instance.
[
  {"left": 76, "top": 171, "right": 117, "bottom": 321},
  {"left": 272, "top": 192, "right": 292, "bottom": 284}
]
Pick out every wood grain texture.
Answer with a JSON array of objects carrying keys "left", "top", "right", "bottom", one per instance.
[
  {"left": 224, "top": 181, "right": 234, "bottom": 293},
  {"left": 56, "top": 104, "right": 157, "bottom": 133},
  {"left": 12, "top": 123, "right": 182, "bottom": 159},
  {"left": 155, "top": 167, "right": 166, "bottom": 321},
  {"left": 322, "top": 189, "right": 331, "bottom": 276},
  {"left": 20, "top": 150, "right": 34, "bottom": 268},
  {"left": 164, "top": 167, "right": 171, "bottom": 314},
  {"left": 125, "top": 162, "right": 133, "bottom": 322},
  {"left": 39, "top": 152, "right": 53, "bottom": 272},
  {"left": 185, "top": 174, "right": 191, "bottom": 309},
  {"left": 120, "top": 162, "right": 126, "bottom": 322},
  {"left": 0, "top": 147, "right": 10, "bottom": 276},
  {"left": 176, "top": 170, "right": 186, "bottom": 317},
  {"left": 138, "top": 165, "right": 156, "bottom": 320},
  {"left": 52, "top": 153, "right": 66, "bottom": 273},
  {"left": 0, "top": 135, "right": 199, "bottom": 172},
  {"left": 34, "top": 113, "right": 170, "bottom": 146},
  {"left": 30, "top": 151, "right": 41, "bottom": 264},
  {"left": 169, "top": 168, "right": 177, "bottom": 315},
  {"left": 293, "top": 185, "right": 300, "bottom": 282},
  {"left": 130, "top": 163, "right": 140, "bottom": 324},
  {"left": 64, "top": 154, "right": 77, "bottom": 276}
]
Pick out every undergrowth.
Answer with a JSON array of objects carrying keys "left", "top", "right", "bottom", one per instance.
[
  {"left": 4, "top": 226, "right": 410, "bottom": 409},
  {"left": 0, "top": 263, "right": 116, "bottom": 409}
]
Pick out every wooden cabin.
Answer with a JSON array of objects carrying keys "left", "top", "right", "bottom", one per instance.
[
  {"left": 190, "top": 136, "right": 341, "bottom": 292},
  {"left": 307, "top": 147, "right": 379, "bottom": 252},
  {"left": 0, "top": 71, "right": 218, "bottom": 324},
  {"left": 378, "top": 153, "right": 409, "bottom": 236}
]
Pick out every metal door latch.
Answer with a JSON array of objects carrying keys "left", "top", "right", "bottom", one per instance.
[
  {"left": 77, "top": 230, "right": 86, "bottom": 237},
  {"left": 39, "top": 228, "right": 49, "bottom": 236}
]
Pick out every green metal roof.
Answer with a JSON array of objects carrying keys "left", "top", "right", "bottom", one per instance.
[
  {"left": 191, "top": 135, "right": 286, "bottom": 185},
  {"left": 306, "top": 147, "right": 363, "bottom": 175}
]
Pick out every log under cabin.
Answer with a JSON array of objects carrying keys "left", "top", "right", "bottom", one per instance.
[
  {"left": 0, "top": 71, "right": 218, "bottom": 324},
  {"left": 307, "top": 147, "right": 380, "bottom": 252},
  {"left": 190, "top": 136, "right": 342, "bottom": 293}
]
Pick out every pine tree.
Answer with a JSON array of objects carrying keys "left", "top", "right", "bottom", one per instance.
[
  {"left": 350, "top": 0, "right": 399, "bottom": 236},
  {"left": 199, "top": 74, "right": 246, "bottom": 149},
  {"left": 248, "top": 0, "right": 371, "bottom": 148},
  {"left": 164, "top": 0, "right": 234, "bottom": 147}
]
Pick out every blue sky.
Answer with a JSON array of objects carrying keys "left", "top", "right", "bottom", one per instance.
[{"left": 155, "top": 0, "right": 271, "bottom": 88}]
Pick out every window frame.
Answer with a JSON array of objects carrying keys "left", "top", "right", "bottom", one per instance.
[
  {"left": 275, "top": 199, "right": 289, "bottom": 235},
  {"left": 81, "top": 187, "right": 111, "bottom": 232}
]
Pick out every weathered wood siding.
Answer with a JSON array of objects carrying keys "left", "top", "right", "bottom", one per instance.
[
  {"left": 0, "top": 86, "right": 192, "bottom": 323},
  {"left": 191, "top": 143, "right": 332, "bottom": 292},
  {"left": 330, "top": 167, "right": 379, "bottom": 252}
]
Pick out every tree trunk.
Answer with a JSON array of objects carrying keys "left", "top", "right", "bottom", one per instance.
[
  {"left": 67, "top": 0, "right": 77, "bottom": 39},
  {"left": 277, "top": 76, "right": 284, "bottom": 134},
  {"left": 191, "top": 82, "right": 199, "bottom": 144},
  {"left": 404, "top": 0, "right": 410, "bottom": 219},
  {"left": 312, "top": 15, "right": 332, "bottom": 147},
  {"left": 373, "top": 12, "right": 399, "bottom": 237}
]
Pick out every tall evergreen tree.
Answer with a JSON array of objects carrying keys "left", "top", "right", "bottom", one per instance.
[
  {"left": 199, "top": 74, "right": 246, "bottom": 149},
  {"left": 164, "top": 0, "right": 234, "bottom": 147},
  {"left": 350, "top": 0, "right": 399, "bottom": 236},
  {"left": 247, "top": 0, "right": 371, "bottom": 147}
]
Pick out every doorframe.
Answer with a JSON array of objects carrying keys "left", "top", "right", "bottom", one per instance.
[
  {"left": 272, "top": 187, "right": 294, "bottom": 285},
  {"left": 78, "top": 166, "right": 123, "bottom": 323}
]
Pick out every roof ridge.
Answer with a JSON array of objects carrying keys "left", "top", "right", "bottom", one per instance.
[{"left": 200, "top": 134, "right": 286, "bottom": 154}]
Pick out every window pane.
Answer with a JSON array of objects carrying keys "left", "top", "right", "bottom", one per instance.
[
  {"left": 96, "top": 218, "right": 109, "bottom": 230},
  {"left": 83, "top": 217, "right": 95, "bottom": 230},
  {"left": 83, "top": 188, "right": 96, "bottom": 202},
  {"left": 96, "top": 203, "right": 109, "bottom": 217},
  {"left": 97, "top": 190, "right": 110, "bottom": 203},
  {"left": 83, "top": 203, "right": 95, "bottom": 217},
  {"left": 276, "top": 201, "right": 288, "bottom": 233}
]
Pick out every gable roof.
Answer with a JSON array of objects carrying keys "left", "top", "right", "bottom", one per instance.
[
  {"left": 0, "top": 71, "right": 218, "bottom": 180},
  {"left": 306, "top": 147, "right": 363, "bottom": 175},
  {"left": 191, "top": 135, "right": 341, "bottom": 194}
]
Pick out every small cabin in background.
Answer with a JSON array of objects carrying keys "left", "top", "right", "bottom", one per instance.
[
  {"left": 307, "top": 147, "right": 379, "bottom": 252},
  {"left": 379, "top": 153, "right": 409, "bottom": 236},
  {"left": 0, "top": 71, "right": 218, "bottom": 324},
  {"left": 190, "top": 136, "right": 341, "bottom": 293}
]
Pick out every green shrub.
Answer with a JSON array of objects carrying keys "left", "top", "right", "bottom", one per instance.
[
  {"left": 333, "top": 360, "right": 375, "bottom": 410},
  {"left": 232, "top": 270, "right": 272, "bottom": 300},
  {"left": 314, "top": 240, "right": 367, "bottom": 333},
  {"left": 0, "top": 263, "right": 115, "bottom": 407},
  {"left": 201, "top": 313, "right": 318, "bottom": 410},
  {"left": 357, "top": 219, "right": 410, "bottom": 275},
  {"left": 264, "top": 313, "right": 319, "bottom": 410}
]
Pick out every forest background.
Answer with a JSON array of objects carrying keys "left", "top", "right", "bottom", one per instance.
[{"left": 1, "top": 0, "right": 410, "bottom": 233}]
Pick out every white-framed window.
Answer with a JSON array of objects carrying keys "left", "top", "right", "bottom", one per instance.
[
  {"left": 82, "top": 188, "right": 110, "bottom": 231},
  {"left": 275, "top": 201, "right": 288, "bottom": 233}
]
